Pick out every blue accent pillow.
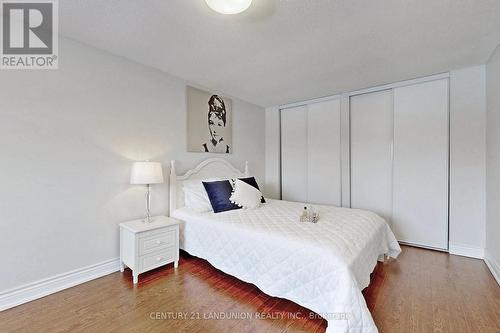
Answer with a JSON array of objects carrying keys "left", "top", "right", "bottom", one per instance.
[
  {"left": 203, "top": 180, "right": 241, "bottom": 213},
  {"left": 238, "top": 177, "right": 266, "bottom": 203}
]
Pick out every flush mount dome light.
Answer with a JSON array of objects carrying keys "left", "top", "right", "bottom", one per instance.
[{"left": 205, "top": 0, "right": 252, "bottom": 14}]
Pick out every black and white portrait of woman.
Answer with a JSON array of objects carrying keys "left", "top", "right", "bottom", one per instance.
[{"left": 187, "top": 86, "right": 232, "bottom": 154}]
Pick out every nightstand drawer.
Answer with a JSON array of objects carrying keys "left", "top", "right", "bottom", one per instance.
[
  {"left": 139, "top": 230, "right": 176, "bottom": 255},
  {"left": 140, "top": 247, "right": 175, "bottom": 272},
  {"left": 120, "top": 216, "right": 180, "bottom": 284}
]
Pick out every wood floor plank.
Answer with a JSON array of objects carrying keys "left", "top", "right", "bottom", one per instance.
[{"left": 0, "top": 246, "right": 499, "bottom": 332}]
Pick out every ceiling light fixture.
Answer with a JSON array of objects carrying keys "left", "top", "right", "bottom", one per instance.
[{"left": 205, "top": 0, "right": 252, "bottom": 15}]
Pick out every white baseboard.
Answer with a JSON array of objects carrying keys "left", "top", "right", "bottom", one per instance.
[
  {"left": 448, "top": 243, "right": 484, "bottom": 259},
  {"left": 0, "top": 258, "right": 120, "bottom": 312},
  {"left": 484, "top": 251, "right": 500, "bottom": 286}
]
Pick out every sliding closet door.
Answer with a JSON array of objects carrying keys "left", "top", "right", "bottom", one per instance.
[
  {"left": 350, "top": 90, "right": 393, "bottom": 222},
  {"left": 281, "top": 106, "right": 308, "bottom": 202},
  {"left": 307, "top": 99, "right": 341, "bottom": 205},
  {"left": 393, "top": 79, "right": 449, "bottom": 250}
]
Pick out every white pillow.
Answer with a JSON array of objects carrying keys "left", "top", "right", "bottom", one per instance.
[
  {"left": 183, "top": 179, "right": 218, "bottom": 213},
  {"left": 229, "top": 179, "right": 263, "bottom": 209}
]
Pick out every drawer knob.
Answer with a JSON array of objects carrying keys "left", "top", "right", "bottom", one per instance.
[
  {"left": 156, "top": 240, "right": 162, "bottom": 245},
  {"left": 157, "top": 257, "right": 162, "bottom": 261}
]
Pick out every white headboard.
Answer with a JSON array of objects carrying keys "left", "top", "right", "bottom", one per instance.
[{"left": 169, "top": 158, "right": 249, "bottom": 215}]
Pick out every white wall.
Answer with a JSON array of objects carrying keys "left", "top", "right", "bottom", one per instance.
[
  {"left": 449, "top": 66, "right": 486, "bottom": 257},
  {"left": 0, "top": 38, "right": 265, "bottom": 292},
  {"left": 486, "top": 45, "right": 500, "bottom": 281},
  {"left": 265, "top": 67, "right": 488, "bottom": 256}
]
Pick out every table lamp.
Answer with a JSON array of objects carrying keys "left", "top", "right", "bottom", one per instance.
[{"left": 130, "top": 161, "right": 164, "bottom": 223}]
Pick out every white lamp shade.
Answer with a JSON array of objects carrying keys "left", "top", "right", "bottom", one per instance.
[
  {"left": 130, "top": 162, "right": 164, "bottom": 185},
  {"left": 205, "top": 0, "right": 252, "bottom": 14}
]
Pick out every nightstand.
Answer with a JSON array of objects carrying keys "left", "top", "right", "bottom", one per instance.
[{"left": 119, "top": 216, "right": 180, "bottom": 284}]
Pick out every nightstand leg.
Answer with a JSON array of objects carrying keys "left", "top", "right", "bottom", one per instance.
[
  {"left": 133, "top": 273, "right": 138, "bottom": 284},
  {"left": 174, "top": 260, "right": 179, "bottom": 268}
]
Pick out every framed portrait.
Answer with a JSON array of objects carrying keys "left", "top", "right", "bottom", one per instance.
[{"left": 187, "top": 86, "right": 232, "bottom": 154}]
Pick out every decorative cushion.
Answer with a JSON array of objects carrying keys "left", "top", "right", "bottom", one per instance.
[
  {"left": 183, "top": 179, "right": 218, "bottom": 213},
  {"left": 203, "top": 180, "right": 241, "bottom": 213},
  {"left": 238, "top": 177, "right": 266, "bottom": 203},
  {"left": 229, "top": 178, "right": 263, "bottom": 209}
]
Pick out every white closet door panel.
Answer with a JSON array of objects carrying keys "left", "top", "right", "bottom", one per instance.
[
  {"left": 350, "top": 90, "right": 393, "bottom": 222},
  {"left": 281, "top": 106, "right": 308, "bottom": 202},
  {"left": 307, "top": 99, "right": 341, "bottom": 205},
  {"left": 393, "top": 79, "right": 449, "bottom": 249}
]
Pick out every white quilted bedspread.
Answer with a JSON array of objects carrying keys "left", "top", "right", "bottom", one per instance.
[{"left": 172, "top": 199, "right": 401, "bottom": 333}]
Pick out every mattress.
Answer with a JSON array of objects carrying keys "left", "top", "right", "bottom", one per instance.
[{"left": 172, "top": 199, "right": 401, "bottom": 333}]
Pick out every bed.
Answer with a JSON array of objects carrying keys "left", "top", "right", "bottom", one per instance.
[{"left": 169, "top": 158, "right": 401, "bottom": 333}]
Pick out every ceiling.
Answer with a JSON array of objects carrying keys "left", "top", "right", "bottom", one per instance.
[{"left": 60, "top": 0, "right": 500, "bottom": 107}]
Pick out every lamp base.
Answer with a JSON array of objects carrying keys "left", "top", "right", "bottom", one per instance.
[
  {"left": 142, "top": 184, "right": 153, "bottom": 223},
  {"left": 142, "top": 216, "right": 154, "bottom": 224}
]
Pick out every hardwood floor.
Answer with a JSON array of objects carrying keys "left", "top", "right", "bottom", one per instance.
[{"left": 1, "top": 245, "right": 499, "bottom": 332}]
